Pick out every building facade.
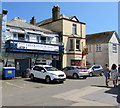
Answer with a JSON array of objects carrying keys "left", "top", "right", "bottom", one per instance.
[
  {"left": 86, "top": 31, "right": 120, "bottom": 69},
  {"left": 2, "top": 16, "right": 63, "bottom": 77},
  {"left": 36, "top": 6, "right": 87, "bottom": 68}
]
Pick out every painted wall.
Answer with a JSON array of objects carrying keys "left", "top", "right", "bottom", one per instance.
[{"left": 109, "top": 33, "right": 119, "bottom": 67}]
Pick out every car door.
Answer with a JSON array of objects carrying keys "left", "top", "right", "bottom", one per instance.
[
  {"left": 93, "top": 66, "right": 101, "bottom": 75},
  {"left": 63, "top": 67, "right": 71, "bottom": 77},
  {"left": 69, "top": 67, "right": 75, "bottom": 76},
  {"left": 36, "top": 67, "right": 46, "bottom": 79},
  {"left": 32, "top": 66, "right": 41, "bottom": 78}
]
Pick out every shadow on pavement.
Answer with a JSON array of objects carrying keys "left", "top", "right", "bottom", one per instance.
[{"left": 91, "top": 84, "right": 120, "bottom": 104}]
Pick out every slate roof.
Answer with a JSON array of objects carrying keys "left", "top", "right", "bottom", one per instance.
[
  {"left": 7, "top": 17, "right": 54, "bottom": 34},
  {"left": 36, "top": 14, "right": 85, "bottom": 26},
  {"left": 86, "top": 31, "right": 119, "bottom": 44}
]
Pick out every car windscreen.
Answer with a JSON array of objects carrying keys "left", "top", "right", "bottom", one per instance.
[{"left": 45, "top": 67, "right": 58, "bottom": 71}]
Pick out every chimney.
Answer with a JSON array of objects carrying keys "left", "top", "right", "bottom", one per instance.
[
  {"left": 52, "top": 5, "right": 60, "bottom": 21},
  {"left": 30, "top": 16, "right": 36, "bottom": 25}
]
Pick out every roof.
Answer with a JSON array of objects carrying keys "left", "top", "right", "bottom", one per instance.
[
  {"left": 86, "top": 31, "right": 119, "bottom": 44},
  {"left": 36, "top": 14, "right": 85, "bottom": 26},
  {"left": 7, "top": 17, "right": 54, "bottom": 34}
]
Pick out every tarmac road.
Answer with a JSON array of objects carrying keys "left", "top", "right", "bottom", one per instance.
[{"left": 2, "top": 76, "right": 120, "bottom": 107}]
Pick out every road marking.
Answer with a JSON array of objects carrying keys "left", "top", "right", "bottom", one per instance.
[{"left": 4, "top": 82, "right": 23, "bottom": 88}]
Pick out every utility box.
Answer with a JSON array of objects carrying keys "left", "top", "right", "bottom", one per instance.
[{"left": 3, "top": 67, "right": 15, "bottom": 78}]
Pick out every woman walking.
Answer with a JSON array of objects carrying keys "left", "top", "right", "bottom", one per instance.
[
  {"left": 111, "top": 64, "right": 118, "bottom": 87},
  {"left": 104, "top": 64, "right": 110, "bottom": 87}
]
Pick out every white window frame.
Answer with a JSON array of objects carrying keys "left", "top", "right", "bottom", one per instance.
[
  {"left": 72, "top": 24, "right": 77, "bottom": 35},
  {"left": 112, "top": 44, "right": 117, "bottom": 52},
  {"left": 96, "top": 44, "right": 102, "bottom": 52},
  {"left": 76, "top": 39, "right": 80, "bottom": 51},
  {"left": 69, "top": 39, "right": 74, "bottom": 51}
]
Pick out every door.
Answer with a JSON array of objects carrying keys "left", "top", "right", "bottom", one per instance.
[{"left": 15, "top": 59, "right": 31, "bottom": 77}]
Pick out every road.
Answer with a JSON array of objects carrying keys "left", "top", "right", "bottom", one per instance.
[{"left": 2, "top": 76, "right": 119, "bottom": 106}]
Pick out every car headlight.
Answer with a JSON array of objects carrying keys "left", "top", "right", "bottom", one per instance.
[{"left": 50, "top": 73, "right": 57, "bottom": 76}]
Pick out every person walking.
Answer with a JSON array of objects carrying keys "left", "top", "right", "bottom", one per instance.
[
  {"left": 111, "top": 64, "right": 118, "bottom": 87},
  {"left": 118, "top": 64, "right": 120, "bottom": 78},
  {"left": 104, "top": 64, "right": 110, "bottom": 87}
]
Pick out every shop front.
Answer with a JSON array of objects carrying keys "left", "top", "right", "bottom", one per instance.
[{"left": 4, "top": 40, "right": 64, "bottom": 77}]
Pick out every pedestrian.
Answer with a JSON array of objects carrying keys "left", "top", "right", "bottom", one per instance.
[
  {"left": 104, "top": 63, "right": 110, "bottom": 87},
  {"left": 118, "top": 64, "right": 120, "bottom": 77},
  {"left": 111, "top": 64, "right": 118, "bottom": 87}
]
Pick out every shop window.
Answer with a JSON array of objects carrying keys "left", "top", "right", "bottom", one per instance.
[
  {"left": 18, "top": 34, "right": 25, "bottom": 41},
  {"left": 76, "top": 39, "right": 80, "bottom": 51},
  {"left": 72, "top": 24, "right": 77, "bottom": 35},
  {"left": 112, "top": 44, "right": 117, "bottom": 53},
  {"left": 69, "top": 39, "right": 74, "bottom": 51},
  {"left": 71, "top": 60, "right": 81, "bottom": 66}
]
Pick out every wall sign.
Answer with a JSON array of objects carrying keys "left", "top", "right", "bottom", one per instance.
[{"left": 17, "top": 42, "right": 59, "bottom": 52}]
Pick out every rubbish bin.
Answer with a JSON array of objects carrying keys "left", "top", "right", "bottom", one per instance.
[{"left": 3, "top": 67, "right": 15, "bottom": 79}]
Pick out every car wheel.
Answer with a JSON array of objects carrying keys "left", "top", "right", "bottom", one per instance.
[
  {"left": 100, "top": 73, "right": 103, "bottom": 76},
  {"left": 83, "top": 76, "right": 87, "bottom": 79},
  {"left": 73, "top": 73, "right": 79, "bottom": 79},
  {"left": 30, "top": 74, "right": 35, "bottom": 81},
  {"left": 45, "top": 76, "right": 51, "bottom": 83},
  {"left": 89, "top": 72, "right": 93, "bottom": 77}
]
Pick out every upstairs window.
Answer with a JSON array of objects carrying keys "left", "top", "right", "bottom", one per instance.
[
  {"left": 41, "top": 37, "right": 46, "bottom": 43},
  {"left": 69, "top": 39, "right": 74, "bottom": 51},
  {"left": 96, "top": 44, "right": 102, "bottom": 52},
  {"left": 13, "top": 33, "right": 17, "bottom": 40},
  {"left": 112, "top": 44, "right": 117, "bottom": 52},
  {"left": 72, "top": 24, "right": 77, "bottom": 35},
  {"left": 76, "top": 39, "right": 80, "bottom": 51},
  {"left": 18, "top": 34, "right": 25, "bottom": 41}
]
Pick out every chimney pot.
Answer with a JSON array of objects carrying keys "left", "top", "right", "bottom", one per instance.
[{"left": 30, "top": 16, "right": 36, "bottom": 25}]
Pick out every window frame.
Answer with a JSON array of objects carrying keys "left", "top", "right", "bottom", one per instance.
[
  {"left": 76, "top": 39, "right": 80, "bottom": 51},
  {"left": 112, "top": 44, "right": 117, "bottom": 53},
  {"left": 96, "top": 44, "right": 102, "bottom": 52},
  {"left": 72, "top": 24, "right": 77, "bottom": 35}
]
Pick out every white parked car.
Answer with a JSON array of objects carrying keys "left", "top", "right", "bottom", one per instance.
[
  {"left": 29, "top": 65, "right": 66, "bottom": 83},
  {"left": 87, "top": 65, "right": 104, "bottom": 77}
]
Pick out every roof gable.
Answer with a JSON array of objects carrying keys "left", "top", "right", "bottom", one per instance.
[{"left": 86, "top": 31, "right": 118, "bottom": 44}]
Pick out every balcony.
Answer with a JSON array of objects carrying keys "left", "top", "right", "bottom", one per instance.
[{"left": 5, "top": 40, "right": 64, "bottom": 54}]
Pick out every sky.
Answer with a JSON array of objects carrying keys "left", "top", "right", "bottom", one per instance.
[{"left": 2, "top": 2, "right": 118, "bottom": 35}]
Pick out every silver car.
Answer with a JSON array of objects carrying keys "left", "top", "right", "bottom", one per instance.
[
  {"left": 87, "top": 65, "right": 104, "bottom": 77},
  {"left": 62, "top": 66, "right": 89, "bottom": 79}
]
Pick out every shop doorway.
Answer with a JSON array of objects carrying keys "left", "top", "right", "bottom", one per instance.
[{"left": 15, "top": 58, "right": 31, "bottom": 77}]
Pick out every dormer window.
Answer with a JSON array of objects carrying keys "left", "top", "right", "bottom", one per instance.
[{"left": 72, "top": 24, "right": 77, "bottom": 35}]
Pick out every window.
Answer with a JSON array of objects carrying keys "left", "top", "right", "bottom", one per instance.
[
  {"left": 96, "top": 44, "right": 102, "bottom": 52},
  {"left": 13, "top": 33, "right": 17, "bottom": 40},
  {"left": 37, "top": 35, "right": 39, "bottom": 42},
  {"left": 41, "top": 37, "right": 46, "bottom": 43},
  {"left": 88, "top": 45, "right": 91, "bottom": 52},
  {"left": 18, "top": 34, "right": 25, "bottom": 41},
  {"left": 76, "top": 39, "right": 80, "bottom": 51},
  {"left": 26, "top": 35, "right": 29, "bottom": 41},
  {"left": 72, "top": 24, "right": 77, "bottom": 35},
  {"left": 112, "top": 44, "right": 117, "bottom": 52},
  {"left": 69, "top": 39, "right": 74, "bottom": 51}
]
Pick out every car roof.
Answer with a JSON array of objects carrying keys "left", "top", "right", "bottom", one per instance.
[{"left": 33, "top": 65, "right": 52, "bottom": 67}]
